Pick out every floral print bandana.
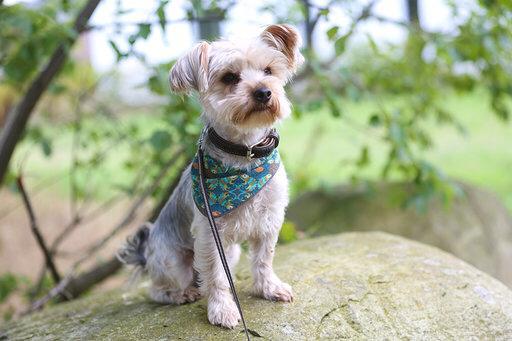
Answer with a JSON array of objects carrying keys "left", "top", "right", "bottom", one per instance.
[{"left": 191, "top": 149, "right": 281, "bottom": 218}]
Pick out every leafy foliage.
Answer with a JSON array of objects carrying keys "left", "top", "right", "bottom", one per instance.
[
  {"left": 0, "top": 3, "right": 75, "bottom": 86},
  {"left": 286, "top": 0, "right": 512, "bottom": 205},
  {"left": 1, "top": 0, "right": 200, "bottom": 205},
  {"left": 1, "top": 0, "right": 512, "bottom": 207}
]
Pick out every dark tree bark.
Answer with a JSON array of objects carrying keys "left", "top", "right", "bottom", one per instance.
[
  {"left": 406, "top": 0, "right": 420, "bottom": 27},
  {"left": 299, "top": 0, "right": 323, "bottom": 53},
  {"left": 0, "top": 0, "right": 102, "bottom": 186},
  {"left": 302, "top": 0, "right": 314, "bottom": 51},
  {"left": 60, "top": 257, "right": 123, "bottom": 299},
  {"left": 17, "top": 177, "right": 61, "bottom": 284},
  {"left": 197, "top": 15, "right": 222, "bottom": 41}
]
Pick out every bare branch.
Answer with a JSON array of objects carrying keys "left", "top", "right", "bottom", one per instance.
[
  {"left": 32, "top": 156, "right": 160, "bottom": 298},
  {"left": 50, "top": 194, "right": 122, "bottom": 253},
  {"left": 58, "top": 256, "right": 123, "bottom": 300},
  {"left": 85, "top": 18, "right": 188, "bottom": 31},
  {"left": 28, "top": 277, "right": 72, "bottom": 312},
  {"left": 27, "top": 149, "right": 183, "bottom": 312},
  {"left": 33, "top": 156, "right": 187, "bottom": 301},
  {"left": 16, "top": 177, "right": 61, "bottom": 284},
  {"left": 346, "top": 0, "right": 380, "bottom": 35},
  {"left": 76, "top": 150, "right": 183, "bottom": 267},
  {"left": 371, "top": 15, "right": 410, "bottom": 28}
]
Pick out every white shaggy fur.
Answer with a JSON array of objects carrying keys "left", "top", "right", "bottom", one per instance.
[{"left": 119, "top": 24, "right": 303, "bottom": 329}]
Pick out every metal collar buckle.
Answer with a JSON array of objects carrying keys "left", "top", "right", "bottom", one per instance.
[
  {"left": 246, "top": 129, "right": 272, "bottom": 160},
  {"left": 246, "top": 146, "right": 255, "bottom": 160}
]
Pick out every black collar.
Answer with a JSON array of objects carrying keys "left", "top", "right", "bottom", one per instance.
[{"left": 206, "top": 127, "right": 279, "bottom": 159}]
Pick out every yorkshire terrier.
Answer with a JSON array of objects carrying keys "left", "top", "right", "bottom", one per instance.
[{"left": 119, "top": 24, "right": 303, "bottom": 328}]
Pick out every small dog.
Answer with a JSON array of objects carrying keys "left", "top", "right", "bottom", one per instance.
[{"left": 119, "top": 24, "right": 303, "bottom": 329}]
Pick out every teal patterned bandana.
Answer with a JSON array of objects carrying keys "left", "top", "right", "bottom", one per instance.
[{"left": 191, "top": 149, "right": 281, "bottom": 218}]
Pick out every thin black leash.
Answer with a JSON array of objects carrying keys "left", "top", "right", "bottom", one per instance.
[{"left": 197, "top": 146, "right": 251, "bottom": 341}]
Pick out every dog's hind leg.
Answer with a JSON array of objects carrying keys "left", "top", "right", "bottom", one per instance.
[
  {"left": 146, "top": 244, "right": 200, "bottom": 305},
  {"left": 144, "top": 166, "right": 200, "bottom": 305}
]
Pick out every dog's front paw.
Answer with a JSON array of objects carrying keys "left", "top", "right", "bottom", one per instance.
[
  {"left": 207, "top": 295, "right": 241, "bottom": 329},
  {"left": 255, "top": 278, "right": 294, "bottom": 302}
]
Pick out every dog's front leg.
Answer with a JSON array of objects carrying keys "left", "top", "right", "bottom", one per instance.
[
  {"left": 193, "top": 224, "right": 241, "bottom": 328},
  {"left": 250, "top": 233, "right": 293, "bottom": 302}
]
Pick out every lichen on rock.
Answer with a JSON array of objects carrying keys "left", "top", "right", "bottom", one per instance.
[{"left": 2, "top": 232, "right": 512, "bottom": 340}]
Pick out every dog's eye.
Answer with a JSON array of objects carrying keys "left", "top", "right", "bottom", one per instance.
[
  {"left": 221, "top": 72, "right": 240, "bottom": 85},
  {"left": 264, "top": 67, "right": 272, "bottom": 75}
]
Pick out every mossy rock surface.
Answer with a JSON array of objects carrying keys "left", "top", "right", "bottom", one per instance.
[
  {"left": 287, "top": 182, "right": 512, "bottom": 287},
  {"left": 3, "top": 232, "right": 512, "bottom": 340}
]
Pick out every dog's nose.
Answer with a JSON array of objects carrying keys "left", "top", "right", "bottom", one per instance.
[{"left": 253, "top": 87, "right": 272, "bottom": 103}]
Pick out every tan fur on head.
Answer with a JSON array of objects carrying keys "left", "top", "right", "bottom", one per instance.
[
  {"left": 260, "top": 24, "right": 304, "bottom": 72},
  {"left": 169, "top": 41, "right": 210, "bottom": 93},
  {"left": 169, "top": 25, "right": 303, "bottom": 130}
]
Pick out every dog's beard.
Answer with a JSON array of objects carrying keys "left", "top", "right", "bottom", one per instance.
[{"left": 231, "top": 97, "right": 282, "bottom": 127}]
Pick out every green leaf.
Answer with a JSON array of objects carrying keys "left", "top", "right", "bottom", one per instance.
[
  {"left": 0, "top": 273, "right": 18, "bottom": 303},
  {"left": 369, "top": 114, "right": 381, "bottom": 126},
  {"left": 319, "top": 8, "right": 329, "bottom": 17},
  {"left": 326, "top": 26, "right": 338, "bottom": 40},
  {"left": 156, "top": 0, "right": 169, "bottom": 32},
  {"left": 138, "top": 23, "right": 151, "bottom": 39},
  {"left": 334, "top": 35, "right": 348, "bottom": 55},
  {"left": 356, "top": 146, "right": 370, "bottom": 168},
  {"left": 128, "top": 34, "right": 137, "bottom": 46},
  {"left": 326, "top": 93, "right": 341, "bottom": 117},
  {"left": 40, "top": 139, "right": 52, "bottom": 157},
  {"left": 108, "top": 40, "right": 124, "bottom": 61}
]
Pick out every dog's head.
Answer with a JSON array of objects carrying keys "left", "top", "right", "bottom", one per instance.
[{"left": 169, "top": 24, "right": 303, "bottom": 130}]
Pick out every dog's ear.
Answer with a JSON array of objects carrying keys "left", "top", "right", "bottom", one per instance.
[
  {"left": 260, "top": 24, "right": 304, "bottom": 73},
  {"left": 169, "top": 41, "right": 210, "bottom": 93}
]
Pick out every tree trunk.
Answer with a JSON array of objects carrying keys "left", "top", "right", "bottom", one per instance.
[
  {"left": 302, "top": 0, "right": 314, "bottom": 51},
  {"left": 0, "top": 0, "right": 102, "bottom": 186},
  {"left": 197, "top": 16, "right": 221, "bottom": 41},
  {"left": 406, "top": 0, "right": 420, "bottom": 27}
]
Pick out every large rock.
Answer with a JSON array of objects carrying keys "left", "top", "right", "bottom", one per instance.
[
  {"left": 287, "top": 182, "right": 512, "bottom": 287},
  {"left": 3, "top": 232, "right": 512, "bottom": 339}
]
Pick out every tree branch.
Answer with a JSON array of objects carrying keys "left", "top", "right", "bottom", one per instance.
[
  {"left": 0, "top": 0, "right": 102, "bottom": 186},
  {"left": 16, "top": 177, "right": 61, "bottom": 284},
  {"left": 26, "top": 149, "right": 183, "bottom": 312},
  {"left": 85, "top": 18, "right": 188, "bottom": 31},
  {"left": 32, "top": 155, "right": 188, "bottom": 302},
  {"left": 58, "top": 256, "right": 123, "bottom": 300}
]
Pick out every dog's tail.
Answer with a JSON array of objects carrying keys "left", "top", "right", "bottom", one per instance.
[{"left": 117, "top": 223, "right": 151, "bottom": 283}]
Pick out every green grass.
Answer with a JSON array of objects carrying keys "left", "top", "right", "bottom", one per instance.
[{"left": 12, "top": 91, "right": 512, "bottom": 211}]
